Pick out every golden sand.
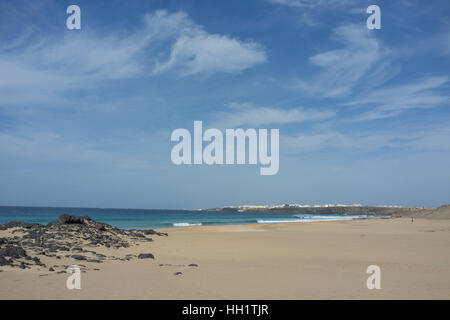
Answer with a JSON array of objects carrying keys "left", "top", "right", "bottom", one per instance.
[{"left": 1, "top": 217, "right": 449, "bottom": 299}]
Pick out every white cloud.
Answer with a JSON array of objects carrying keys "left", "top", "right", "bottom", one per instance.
[
  {"left": 290, "top": 25, "right": 449, "bottom": 121},
  {"left": 154, "top": 33, "right": 266, "bottom": 76},
  {"left": 347, "top": 76, "right": 450, "bottom": 121},
  {"left": 151, "top": 11, "right": 266, "bottom": 76},
  {"left": 210, "top": 102, "right": 335, "bottom": 127},
  {"left": 294, "top": 24, "right": 389, "bottom": 98},
  {"left": 0, "top": 10, "right": 266, "bottom": 106}
]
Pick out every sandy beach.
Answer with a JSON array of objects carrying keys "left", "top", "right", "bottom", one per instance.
[{"left": 1, "top": 215, "right": 449, "bottom": 299}]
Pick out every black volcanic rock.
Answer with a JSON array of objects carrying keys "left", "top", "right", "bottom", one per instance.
[
  {"left": 0, "top": 221, "right": 42, "bottom": 230},
  {"left": 0, "top": 214, "right": 167, "bottom": 270},
  {"left": 138, "top": 253, "right": 155, "bottom": 259},
  {"left": 87, "top": 259, "right": 102, "bottom": 263},
  {"left": 71, "top": 255, "right": 87, "bottom": 260},
  {"left": 55, "top": 214, "right": 92, "bottom": 225},
  {"left": 32, "top": 256, "right": 43, "bottom": 266},
  {"left": 0, "top": 245, "right": 27, "bottom": 258},
  {"left": 0, "top": 256, "right": 10, "bottom": 266},
  {"left": 141, "top": 229, "right": 168, "bottom": 236}
]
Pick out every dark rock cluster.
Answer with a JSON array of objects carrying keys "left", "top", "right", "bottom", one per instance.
[
  {"left": 138, "top": 253, "right": 155, "bottom": 259},
  {"left": 0, "top": 243, "right": 45, "bottom": 268},
  {"left": 0, "top": 214, "right": 167, "bottom": 269}
]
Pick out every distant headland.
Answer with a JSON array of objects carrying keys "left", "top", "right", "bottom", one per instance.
[{"left": 200, "top": 204, "right": 450, "bottom": 218}]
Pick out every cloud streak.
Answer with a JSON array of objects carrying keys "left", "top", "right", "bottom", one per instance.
[
  {"left": 294, "top": 24, "right": 389, "bottom": 98},
  {"left": 0, "top": 10, "right": 266, "bottom": 106},
  {"left": 347, "top": 76, "right": 450, "bottom": 121},
  {"left": 210, "top": 102, "right": 336, "bottom": 127},
  {"left": 152, "top": 12, "right": 266, "bottom": 76}
]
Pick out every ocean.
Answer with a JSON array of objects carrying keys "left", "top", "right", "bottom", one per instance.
[{"left": 0, "top": 206, "right": 379, "bottom": 230}]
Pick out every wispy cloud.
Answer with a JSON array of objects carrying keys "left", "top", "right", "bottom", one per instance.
[
  {"left": 210, "top": 102, "right": 336, "bottom": 127},
  {"left": 347, "top": 76, "right": 449, "bottom": 121},
  {"left": 294, "top": 24, "right": 389, "bottom": 98},
  {"left": 151, "top": 12, "right": 266, "bottom": 76},
  {"left": 0, "top": 10, "right": 266, "bottom": 106}
]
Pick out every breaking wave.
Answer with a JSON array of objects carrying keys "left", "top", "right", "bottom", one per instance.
[{"left": 173, "top": 222, "right": 203, "bottom": 227}]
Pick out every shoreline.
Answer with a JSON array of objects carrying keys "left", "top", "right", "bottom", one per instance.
[
  {"left": 2, "top": 204, "right": 446, "bottom": 231},
  {"left": 0, "top": 207, "right": 393, "bottom": 231},
  {"left": 151, "top": 214, "right": 390, "bottom": 231}
]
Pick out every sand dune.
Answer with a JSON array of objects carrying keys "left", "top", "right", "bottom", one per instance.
[{"left": 415, "top": 205, "right": 450, "bottom": 219}]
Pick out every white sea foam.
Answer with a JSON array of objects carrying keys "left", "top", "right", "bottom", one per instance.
[
  {"left": 173, "top": 222, "right": 202, "bottom": 227},
  {"left": 257, "top": 219, "right": 302, "bottom": 224},
  {"left": 257, "top": 215, "right": 371, "bottom": 225},
  {"left": 293, "top": 214, "right": 369, "bottom": 220}
]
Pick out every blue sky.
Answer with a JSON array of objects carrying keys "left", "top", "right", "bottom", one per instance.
[{"left": 0, "top": 0, "right": 449, "bottom": 209}]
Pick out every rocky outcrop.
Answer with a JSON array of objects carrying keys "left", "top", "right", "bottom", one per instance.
[
  {"left": 0, "top": 214, "right": 166, "bottom": 270},
  {"left": 0, "top": 221, "right": 42, "bottom": 230}
]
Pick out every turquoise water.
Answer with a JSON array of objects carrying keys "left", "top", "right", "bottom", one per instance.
[{"left": 0, "top": 206, "right": 379, "bottom": 230}]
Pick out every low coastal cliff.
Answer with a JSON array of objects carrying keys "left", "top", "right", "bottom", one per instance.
[{"left": 202, "top": 205, "right": 450, "bottom": 218}]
